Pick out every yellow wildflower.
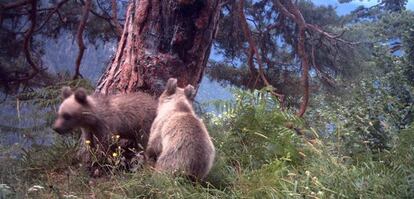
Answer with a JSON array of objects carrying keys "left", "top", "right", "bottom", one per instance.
[
  {"left": 112, "top": 152, "right": 118, "bottom": 157},
  {"left": 85, "top": 140, "right": 91, "bottom": 144}
]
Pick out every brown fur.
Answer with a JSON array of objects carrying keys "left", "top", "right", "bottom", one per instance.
[
  {"left": 146, "top": 78, "right": 215, "bottom": 180},
  {"left": 53, "top": 87, "right": 157, "bottom": 170}
]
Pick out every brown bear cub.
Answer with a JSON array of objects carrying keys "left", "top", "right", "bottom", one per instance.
[
  {"left": 53, "top": 87, "right": 157, "bottom": 174},
  {"left": 146, "top": 78, "right": 215, "bottom": 181}
]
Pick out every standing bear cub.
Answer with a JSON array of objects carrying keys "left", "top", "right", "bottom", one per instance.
[
  {"left": 146, "top": 78, "right": 215, "bottom": 180},
  {"left": 53, "top": 87, "right": 157, "bottom": 173}
]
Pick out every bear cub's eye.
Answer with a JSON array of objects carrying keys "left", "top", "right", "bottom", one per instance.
[{"left": 62, "top": 113, "right": 72, "bottom": 120}]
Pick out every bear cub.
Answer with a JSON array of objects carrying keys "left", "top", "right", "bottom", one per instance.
[
  {"left": 146, "top": 78, "right": 215, "bottom": 180},
  {"left": 53, "top": 87, "right": 157, "bottom": 173}
]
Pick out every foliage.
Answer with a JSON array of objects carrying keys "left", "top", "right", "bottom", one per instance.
[
  {"left": 1, "top": 89, "right": 413, "bottom": 198},
  {"left": 17, "top": 78, "right": 93, "bottom": 107},
  {"left": 209, "top": 0, "right": 365, "bottom": 109},
  {"left": 208, "top": 88, "right": 305, "bottom": 169},
  {"left": 1, "top": 1, "right": 414, "bottom": 198},
  {"left": 18, "top": 78, "right": 93, "bottom": 127},
  {"left": 306, "top": 10, "right": 414, "bottom": 157},
  {"left": 0, "top": 0, "right": 125, "bottom": 93}
]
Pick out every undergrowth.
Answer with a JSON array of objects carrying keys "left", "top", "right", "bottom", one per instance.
[{"left": 1, "top": 89, "right": 413, "bottom": 198}]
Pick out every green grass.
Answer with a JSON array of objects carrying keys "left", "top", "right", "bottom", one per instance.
[
  {"left": 1, "top": 89, "right": 413, "bottom": 198},
  {"left": 2, "top": 131, "right": 412, "bottom": 198}
]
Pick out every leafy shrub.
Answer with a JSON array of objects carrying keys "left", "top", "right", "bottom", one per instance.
[
  {"left": 1, "top": 88, "right": 413, "bottom": 198},
  {"left": 208, "top": 88, "right": 305, "bottom": 170}
]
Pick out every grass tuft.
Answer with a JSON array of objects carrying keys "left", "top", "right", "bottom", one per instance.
[{"left": 1, "top": 89, "right": 413, "bottom": 198}]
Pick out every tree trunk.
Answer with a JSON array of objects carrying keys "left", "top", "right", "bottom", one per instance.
[{"left": 96, "top": 0, "right": 221, "bottom": 96}]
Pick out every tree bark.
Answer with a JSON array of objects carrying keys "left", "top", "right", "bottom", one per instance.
[{"left": 96, "top": 0, "right": 221, "bottom": 96}]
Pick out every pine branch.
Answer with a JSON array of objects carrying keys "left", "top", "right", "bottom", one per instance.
[
  {"left": 274, "top": 0, "right": 310, "bottom": 117},
  {"left": 21, "top": 0, "right": 41, "bottom": 81},
  {"left": 73, "top": 0, "right": 91, "bottom": 79},
  {"left": 34, "top": 0, "right": 70, "bottom": 33},
  {"left": 111, "top": 0, "right": 123, "bottom": 38},
  {"left": 0, "top": 0, "right": 30, "bottom": 10},
  {"left": 236, "top": 0, "right": 285, "bottom": 103}
]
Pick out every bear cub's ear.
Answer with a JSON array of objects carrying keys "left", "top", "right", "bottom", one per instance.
[
  {"left": 74, "top": 88, "right": 88, "bottom": 104},
  {"left": 165, "top": 78, "right": 177, "bottom": 95},
  {"left": 184, "top": 84, "right": 196, "bottom": 100},
  {"left": 61, "top": 86, "right": 73, "bottom": 99}
]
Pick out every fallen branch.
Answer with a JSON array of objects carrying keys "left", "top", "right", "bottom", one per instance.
[{"left": 73, "top": 0, "right": 91, "bottom": 79}]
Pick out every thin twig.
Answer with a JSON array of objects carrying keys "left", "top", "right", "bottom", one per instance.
[
  {"left": 246, "top": 47, "right": 258, "bottom": 88},
  {"left": 311, "top": 45, "right": 335, "bottom": 86},
  {"left": 274, "top": 0, "right": 309, "bottom": 117},
  {"left": 96, "top": 0, "right": 112, "bottom": 18},
  {"left": 111, "top": 0, "right": 123, "bottom": 37},
  {"left": 73, "top": 0, "right": 91, "bottom": 79},
  {"left": 237, "top": 0, "right": 284, "bottom": 102},
  {"left": 21, "top": 0, "right": 41, "bottom": 81},
  {"left": 1, "top": 0, "right": 30, "bottom": 10},
  {"left": 306, "top": 24, "right": 359, "bottom": 45},
  {"left": 77, "top": 0, "right": 122, "bottom": 36},
  {"left": 34, "top": 0, "right": 70, "bottom": 32}
]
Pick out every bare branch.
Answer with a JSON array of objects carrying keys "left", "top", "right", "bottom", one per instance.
[
  {"left": 1, "top": 0, "right": 30, "bottom": 10},
  {"left": 246, "top": 47, "right": 259, "bottom": 88},
  {"left": 4, "top": 0, "right": 49, "bottom": 84},
  {"left": 89, "top": 8, "right": 111, "bottom": 20},
  {"left": 237, "top": 0, "right": 284, "bottom": 102},
  {"left": 306, "top": 24, "right": 359, "bottom": 45},
  {"left": 111, "top": 0, "right": 123, "bottom": 37},
  {"left": 34, "top": 0, "right": 70, "bottom": 32},
  {"left": 56, "top": 10, "right": 65, "bottom": 23},
  {"left": 73, "top": 0, "right": 91, "bottom": 79},
  {"left": 96, "top": 0, "right": 111, "bottom": 17},
  {"left": 311, "top": 45, "right": 336, "bottom": 86},
  {"left": 22, "top": 0, "right": 40, "bottom": 79},
  {"left": 77, "top": 0, "right": 123, "bottom": 37},
  {"left": 274, "top": 0, "right": 309, "bottom": 117},
  {"left": 77, "top": 0, "right": 112, "bottom": 20},
  {"left": 271, "top": 0, "right": 358, "bottom": 114}
]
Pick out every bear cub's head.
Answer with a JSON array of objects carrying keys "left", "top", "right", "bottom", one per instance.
[
  {"left": 158, "top": 78, "right": 196, "bottom": 111},
  {"left": 53, "top": 86, "right": 91, "bottom": 134}
]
